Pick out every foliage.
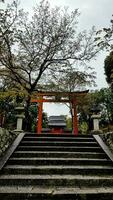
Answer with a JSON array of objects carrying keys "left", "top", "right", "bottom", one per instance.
[
  {"left": 0, "top": 95, "right": 16, "bottom": 129},
  {"left": 66, "top": 117, "right": 72, "bottom": 129},
  {"left": 26, "top": 103, "right": 48, "bottom": 132},
  {"left": 78, "top": 88, "right": 113, "bottom": 130},
  {"left": 96, "top": 16, "right": 113, "bottom": 50},
  {"left": 42, "top": 112, "right": 48, "bottom": 128},
  {"left": 104, "top": 51, "right": 113, "bottom": 84},
  {"left": 45, "top": 68, "right": 96, "bottom": 92},
  {"left": 95, "top": 16, "right": 113, "bottom": 91},
  {"left": 28, "top": 103, "right": 37, "bottom": 132},
  {"left": 101, "top": 132, "right": 113, "bottom": 153},
  {"left": 79, "top": 121, "right": 88, "bottom": 134},
  {"left": 90, "top": 88, "right": 113, "bottom": 125},
  {"left": 0, "top": 128, "right": 17, "bottom": 157}
]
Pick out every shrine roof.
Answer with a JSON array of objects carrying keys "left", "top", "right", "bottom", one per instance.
[{"left": 48, "top": 115, "right": 66, "bottom": 127}]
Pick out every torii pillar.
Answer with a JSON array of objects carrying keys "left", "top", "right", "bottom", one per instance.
[
  {"left": 37, "top": 97, "right": 43, "bottom": 134},
  {"left": 72, "top": 99, "right": 78, "bottom": 136}
]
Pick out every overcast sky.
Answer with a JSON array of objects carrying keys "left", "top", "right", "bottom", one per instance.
[{"left": 3, "top": 0, "right": 113, "bottom": 116}]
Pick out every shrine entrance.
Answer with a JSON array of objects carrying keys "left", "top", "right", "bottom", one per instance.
[{"left": 31, "top": 90, "right": 88, "bottom": 135}]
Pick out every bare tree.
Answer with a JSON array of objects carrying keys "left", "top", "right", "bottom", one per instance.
[
  {"left": 42, "top": 66, "right": 96, "bottom": 128},
  {"left": 0, "top": 0, "right": 4, "bottom": 3},
  {"left": 0, "top": 0, "right": 100, "bottom": 130}
]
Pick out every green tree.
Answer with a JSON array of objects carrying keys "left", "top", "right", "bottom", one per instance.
[
  {"left": 104, "top": 51, "right": 113, "bottom": 87},
  {"left": 0, "top": 95, "right": 16, "bottom": 129},
  {"left": 96, "top": 16, "right": 113, "bottom": 50},
  {"left": 78, "top": 88, "right": 113, "bottom": 129},
  {"left": 42, "top": 112, "right": 48, "bottom": 128}
]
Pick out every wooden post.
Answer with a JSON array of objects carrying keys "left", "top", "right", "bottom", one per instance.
[
  {"left": 72, "top": 100, "right": 78, "bottom": 136},
  {"left": 37, "top": 97, "right": 43, "bottom": 134}
]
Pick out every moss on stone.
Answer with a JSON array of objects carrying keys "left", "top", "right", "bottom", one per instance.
[
  {"left": 0, "top": 128, "right": 18, "bottom": 157},
  {"left": 100, "top": 132, "right": 113, "bottom": 153}
]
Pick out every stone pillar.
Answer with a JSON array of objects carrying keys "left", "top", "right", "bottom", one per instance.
[{"left": 91, "top": 114, "right": 101, "bottom": 130}]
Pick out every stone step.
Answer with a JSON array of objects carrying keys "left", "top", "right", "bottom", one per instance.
[
  {"left": 0, "top": 174, "right": 113, "bottom": 187},
  {"left": 24, "top": 133, "right": 93, "bottom": 138},
  {"left": 20, "top": 141, "right": 98, "bottom": 147},
  {"left": 7, "top": 157, "right": 112, "bottom": 166},
  {"left": 23, "top": 136, "right": 95, "bottom": 142},
  {"left": 12, "top": 151, "right": 107, "bottom": 159},
  {"left": 17, "top": 145, "right": 103, "bottom": 152},
  {"left": 0, "top": 186, "right": 113, "bottom": 200},
  {"left": 3, "top": 165, "right": 113, "bottom": 175},
  {"left": 0, "top": 132, "right": 113, "bottom": 199}
]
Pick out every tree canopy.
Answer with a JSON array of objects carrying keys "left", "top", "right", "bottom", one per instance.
[
  {"left": 78, "top": 88, "right": 113, "bottom": 127},
  {"left": 104, "top": 51, "right": 113, "bottom": 85},
  {"left": 96, "top": 15, "right": 113, "bottom": 50},
  {"left": 96, "top": 16, "right": 113, "bottom": 89},
  {"left": 0, "top": 0, "right": 100, "bottom": 97}
]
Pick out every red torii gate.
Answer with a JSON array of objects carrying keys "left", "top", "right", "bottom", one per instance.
[{"left": 31, "top": 90, "right": 88, "bottom": 135}]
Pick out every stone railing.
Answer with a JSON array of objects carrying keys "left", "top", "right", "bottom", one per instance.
[
  {"left": 101, "top": 132, "right": 113, "bottom": 154},
  {"left": 0, "top": 128, "right": 18, "bottom": 157}
]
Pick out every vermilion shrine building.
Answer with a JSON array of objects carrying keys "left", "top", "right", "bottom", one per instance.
[{"left": 31, "top": 90, "right": 89, "bottom": 135}]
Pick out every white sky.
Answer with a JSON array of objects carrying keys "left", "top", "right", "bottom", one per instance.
[{"left": 3, "top": 0, "right": 113, "bottom": 116}]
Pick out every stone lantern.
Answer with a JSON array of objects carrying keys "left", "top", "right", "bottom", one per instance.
[
  {"left": 91, "top": 104, "right": 101, "bottom": 131},
  {"left": 15, "top": 106, "right": 25, "bottom": 131},
  {"left": 14, "top": 96, "right": 25, "bottom": 132}
]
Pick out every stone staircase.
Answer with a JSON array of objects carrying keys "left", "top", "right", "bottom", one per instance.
[{"left": 0, "top": 133, "right": 113, "bottom": 200}]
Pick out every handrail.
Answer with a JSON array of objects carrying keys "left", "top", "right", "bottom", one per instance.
[
  {"left": 0, "top": 132, "right": 25, "bottom": 170},
  {"left": 93, "top": 134, "right": 113, "bottom": 162}
]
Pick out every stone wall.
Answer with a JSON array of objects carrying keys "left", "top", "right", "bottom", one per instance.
[{"left": 0, "top": 128, "right": 17, "bottom": 157}]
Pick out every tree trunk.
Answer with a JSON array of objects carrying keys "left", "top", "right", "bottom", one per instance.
[
  {"left": 110, "top": 113, "right": 113, "bottom": 125},
  {"left": 24, "top": 95, "right": 32, "bottom": 131}
]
